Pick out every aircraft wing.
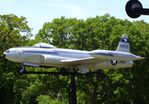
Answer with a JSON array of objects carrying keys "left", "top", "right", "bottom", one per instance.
[
  {"left": 61, "top": 57, "right": 105, "bottom": 65},
  {"left": 23, "top": 62, "right": 40, "bottom": 67}
]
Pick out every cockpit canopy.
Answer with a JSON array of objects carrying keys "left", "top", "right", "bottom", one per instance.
[{"left": 33, "top": 43, "right": 56, "bottom": 48}]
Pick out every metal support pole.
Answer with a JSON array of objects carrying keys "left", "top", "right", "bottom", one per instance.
[
  {"left": 91, "top": 74, "right": 99, "bottom": 104},
  {"left": 91, "top": 70, "right": 104, "bottom": 104},
  {"left": 69, "top": 75, "right": 77, "bottom": 104},
  {"left": 21, "top": 70, "right": 104, "bottom": 104},
  {"left": 22, "top": 71, "right": 78, "bottom": 104}
]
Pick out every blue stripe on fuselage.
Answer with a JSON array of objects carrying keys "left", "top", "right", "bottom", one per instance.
[
  {"left": 23, "top": 50, "right": 89, "bottom": 57},
  {"left": 23, "top": 50, "right": 59, "bottom": 55},
  {"left": 95, "top": 52, "right": 114, "bottom": 56}
]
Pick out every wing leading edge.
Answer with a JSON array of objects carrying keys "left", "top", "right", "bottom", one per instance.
[{"left": 61, "top": 57, "right": 106, "bottom": 65}]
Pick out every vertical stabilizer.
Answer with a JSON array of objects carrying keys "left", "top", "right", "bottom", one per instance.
[{"left": 116, "top": 34, "right": 130, "bottom": 53}]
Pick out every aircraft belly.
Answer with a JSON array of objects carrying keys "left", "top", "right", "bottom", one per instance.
[
  {"left": 92, "top": 55, "right": 133, "bottom": 61},
  {"left": 40, "top": 63, "right": 73, "bottom": 68}
]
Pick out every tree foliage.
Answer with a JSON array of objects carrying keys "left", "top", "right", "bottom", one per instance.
[
  {"left": 0, "top": 14, "right": 31, "bottom": 104},
  {"left": 0, "top": 14, "right": 149, "bottom": 104}
]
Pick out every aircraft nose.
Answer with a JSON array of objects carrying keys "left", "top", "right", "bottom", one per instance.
[
  {"left": 3, "top": 48, "right": 23, "bottom": 62},
  {"left": 3, "top": 49, "right": 16, "bottom": 61},
  {"left": 2, "top": 52, "right": 6, "bottom": 59},
  {"left": 3, "top": 49, "right": 9, "bottom": 59}
]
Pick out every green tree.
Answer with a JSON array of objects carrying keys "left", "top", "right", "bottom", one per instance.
[
  {"left": 0, "top": 14, "right": 31, "bottom": 104},
  {"left": 1, "top": 14, "right": 148, "bottom": 104},
  {"left": 35, "top": 14, "right": 149, "bottom": 104}
]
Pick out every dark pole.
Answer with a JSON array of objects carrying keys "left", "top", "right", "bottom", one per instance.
[
  {"left": 91, "top": 73, "right": 100, "bottom": 104},
  {"left": 23, "top": 70, "right": 78, "bottom": 104},
  {"left": 21, "top": 70, "right": 105, "bottom": 104},
  {"left": 90, "top": 28, "right": 98, "bottom": 104},
  {"left": 69, "top": 75, "right": 77, "bottom": 104},
  {"left": 91, "top": 74, "right": 98, "bottom": 104}
]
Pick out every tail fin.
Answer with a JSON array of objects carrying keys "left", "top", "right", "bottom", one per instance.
[{"left": 116, "top": 34, "right": 130, "bottom": 53}]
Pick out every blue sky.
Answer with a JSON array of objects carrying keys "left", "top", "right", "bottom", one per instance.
[{"left": 0, "top": 0, "right": 149, "bottom": 35}]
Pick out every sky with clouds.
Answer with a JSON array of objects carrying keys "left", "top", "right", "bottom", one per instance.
[{"left": 0, "top": 0, "right": 149, "bottom": 35}]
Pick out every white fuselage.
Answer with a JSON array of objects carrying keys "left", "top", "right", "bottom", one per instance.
[
  {"left": 3, "top": 35, "right": 144, "bottom": 73},
  {"left": 5, "top": 47, "right": 89, "bottom": 66},
  {"left": 3, "top": 47, "right": 142, "bottom": 70}
]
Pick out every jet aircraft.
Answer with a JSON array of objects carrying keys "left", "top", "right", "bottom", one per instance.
[{"left": 3, "top": 34, "right": 144, "bottom": 74}]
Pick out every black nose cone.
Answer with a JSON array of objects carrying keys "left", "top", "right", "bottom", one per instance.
[{"left": 3, "top": 53, "right": 6, "bottom": 59}]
